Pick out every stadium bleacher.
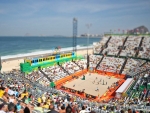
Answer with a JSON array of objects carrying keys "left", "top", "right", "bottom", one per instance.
[{"left": 0, "top": 35, "right": 150, "bottom": 113}]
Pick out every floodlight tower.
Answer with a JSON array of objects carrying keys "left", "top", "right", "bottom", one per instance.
[
  {"left": 73, "top": 18, "right": 77, "bottom": 53},
  {"left": 86, "top": 24, "right": 92, "bottom": 70}
]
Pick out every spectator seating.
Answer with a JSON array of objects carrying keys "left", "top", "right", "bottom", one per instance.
[
  {"left": 93, "top": 36, "right": 110, "bottom": 54},
  {"left": 97, "top": 57, "right": 125, "bottom": 73},
  {"left": 89, "top": 55, "right": 102, "bottom": 68},
  {"left": 122, "top": 58, "right": 145, "bottom": 75},
  {"left": 120, "top": 36, "right": 141, "bottom": 56},
  {"left": 138, "top": 36, "right": 150, "bottom": 59},
  {"left": 102, "top": 36, "right": 126, "bottom": 55}
]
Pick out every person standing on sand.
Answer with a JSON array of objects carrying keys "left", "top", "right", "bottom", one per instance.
[
  {"left": 97, "top": 82, "right": 99, "bottom": 85},
  {"left": 92, "top": 80, "right": 95, "bottom": 84},
  {"left": 95, "top": 87, "right": 99, "bottom": 91},
  {"left": 100, "top": 79, "right": 101, "bottom": 82},
  {"left": 73, "top": 84, "right": 75, "bottom": 87}
]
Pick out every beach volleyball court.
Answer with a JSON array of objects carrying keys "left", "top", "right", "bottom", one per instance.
[{"left": 63, "top": 73, "right": 119, "bottom": 97}]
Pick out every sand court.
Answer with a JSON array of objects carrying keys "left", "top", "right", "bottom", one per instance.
[{"left": 64, "top": 73, "right": 119, "bottom": 97}]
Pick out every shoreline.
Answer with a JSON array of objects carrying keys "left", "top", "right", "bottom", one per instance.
[
  {"left": 1, "top": 46, "right": 93, "bottom": 61},
  {"left": 1, "top": 48, "right": 93, "bottom": 72}
]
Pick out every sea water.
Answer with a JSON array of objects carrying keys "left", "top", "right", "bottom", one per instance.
[{"left": 0, "top": 36, "right": 101, "bottom": 59}]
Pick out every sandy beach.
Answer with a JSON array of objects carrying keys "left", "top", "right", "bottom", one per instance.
[{"left": 1, "top": 48, "right": 93, "bottom": 72}]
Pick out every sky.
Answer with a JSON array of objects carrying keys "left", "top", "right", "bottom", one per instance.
[{"left": 0, "top": 0, "right": 150, "bottom": 36}]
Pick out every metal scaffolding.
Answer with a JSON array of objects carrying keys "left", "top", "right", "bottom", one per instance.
[{"left": 73, "top": 18, "right": 77, "bottom": 53}]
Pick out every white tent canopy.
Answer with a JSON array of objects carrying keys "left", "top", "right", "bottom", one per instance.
[{"left": 116, "top": 78, "right": 134, "bottom": 93}]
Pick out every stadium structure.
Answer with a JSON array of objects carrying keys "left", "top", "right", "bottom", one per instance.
[{"left": 20, "top": 34, "right": 150, "bottom": 103}]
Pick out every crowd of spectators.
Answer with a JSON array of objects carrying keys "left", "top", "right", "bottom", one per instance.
[
  {"left": 122, "top": 59, "right": 145, "bottom": 75},
  {"left": 120, "top": 36, "right": 141, "bottom": 57},
  {"left": 25, "top": 59, "right": 87, "bottom": 86},
  {"left": 138, "top": 37, "right": 150, "bottom": 59},
  {"left": 102, "top": 36, "right": 126, "bottom": 56},
  {"left": 0, "top": 68, "right": 150, "bottom": 113},
  {"left": 89, "top": 55, "right": 150, "bottom": 76},
  {"left": 1, "top": 35, "right": 150, "bottom": 112},
  {"left": 90, "top": 55, "right": 124, "bottom": 74},
  {"left": 93, "top": 35, "right": 150, "bottom": 59},
  {"left": 89, "top": 55, "right": 102, "bottom": 68},
  {"left": 0, "top": 58, "right": 150, "bottom": 113},
  {"left": 97, "top": 57, "right": 125, "bottom": 73},
  {"left": 93, "top": 36, "right": 110, "bottom": 54},
  {"left": 62, "top": 60, "right": 86, "bottom": 74}
]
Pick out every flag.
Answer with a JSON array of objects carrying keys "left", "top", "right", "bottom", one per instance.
[{"left": 118, "top": 29, "right": 120, "bottom": 31}]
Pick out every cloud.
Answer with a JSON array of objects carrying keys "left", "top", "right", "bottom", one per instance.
[
  {"left": 49, "top": 0, "right": 150, "bottom": 14},
  {"left": 0, "top": 0, "right": 150, "bottom": 36},
  {"left": 51, "top": 1, "right": 115, "bottom": 13},
  {"left": 1, "top": 0, "right": 150, "bottom": 17}
]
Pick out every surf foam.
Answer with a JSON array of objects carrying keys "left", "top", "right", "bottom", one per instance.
[{"left": 1, "top": 45, "right": 93, "bottom": 60}]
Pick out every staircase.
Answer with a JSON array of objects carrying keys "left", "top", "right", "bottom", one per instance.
[
  {"left": 95, "top": 55, "right": 104, "bottom": 69},
  {"left": 135, "top": 37, "right": 144, "bottom": 57},
  {"left": 117, "top": 36, "right": 128, "bottom": 56},
  {"left": 119, "top": 58, "right": 128, "bottom": 74},
  {"left": 38, "top": 67, "right": 52, "bottom": 82},
  {"left": 58, "top": 63, "right": 70, "bottom": 75},
  {"left": 72, "top": 61, "right": 83, "bottom": 70},
  {"left": 36, "top": 76, "right": 44, "bottom": 82},
  {"left": 140, "top": 61, "right": 148, "bottom": 67},
  {"left": 99, "top": 36, "right": 112, "bottom": 54}
]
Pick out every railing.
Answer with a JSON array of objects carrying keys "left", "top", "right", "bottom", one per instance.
[
  {"left": 38, "top": 68, "right": 52, "bottom": 82},
  {"left": 119, "top": 58, "right": 128, "bottom": 74},
  {"left": 58, "top": 63, "right": 70, "bottom": 75},
  {"left": 99, "top": 36, "right": 112, "bottom": 54},
  {"left": 131, "top": 69, "right": 150, "bottom": 77},
  {"left": 72, "top": 60, "right": 83, "bottom": 70},
  {"left": 95, "top": 55, "right": 104, "bottom": 69},
  {"left": 135, "top": 37, "right": 144, "bottom": 57},
  {"left": 117, "top": 36, "right": 128, "bottom": 56}
]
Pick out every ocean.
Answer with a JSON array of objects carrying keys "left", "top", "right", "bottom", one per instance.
[{"left": 0, "top": 36, "right": 101, "bottom": 59}]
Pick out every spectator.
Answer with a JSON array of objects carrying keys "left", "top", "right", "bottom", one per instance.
[
  {"left": 59, "top": 105, "right": 66, "bottom": 113},
  {"left": 47, "top": 105, "right": 58, "bottom": 113},
  {"left": 34, "top": 103, "right": 43, "bottom": 113},
  {"left": 2, "top": 92, "right": 9, "bottom": 103},
  {"left": 120, "top": 110, "right": 124, "bottom": 113},
  {"left": 66, "top": 104, "right": 72, "bottom": 113},
  {"left": 24, "top": 107, "right": 30, "bottom": 113},
  {"left": 128, "top": 109, "right": 132, "bottom": 113},
  {"left": 8, "top": 102, "right": 17, "bottom": 113},
  {"left": 0, "top": 103, "right": 8, "bottom": 113},
  {"left": 79, "top": 106, "right": 86, "bottom": 113}
]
